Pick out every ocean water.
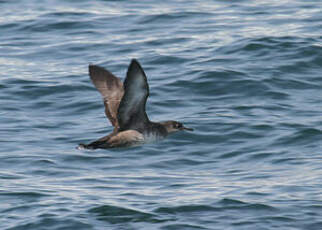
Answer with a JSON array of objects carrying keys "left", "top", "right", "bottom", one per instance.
[{"left": 1, "top": 0, "right": 322, "bottom": 229}]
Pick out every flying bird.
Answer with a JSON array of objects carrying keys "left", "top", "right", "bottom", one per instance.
[{"left": 78, "top": 59, "right": 193, "bottom": 149}]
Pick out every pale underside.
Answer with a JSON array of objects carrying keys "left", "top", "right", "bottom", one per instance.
[{"left": 107, "top": 130, "right": 144, "bottom": 147}]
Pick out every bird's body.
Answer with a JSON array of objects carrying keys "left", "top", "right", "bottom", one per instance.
[{"left": 78, "top": 59, "right": 192, "bottom": 149}]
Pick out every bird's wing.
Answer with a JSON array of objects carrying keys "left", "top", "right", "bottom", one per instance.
[
  {"left": 89, "top": 65, "right": 124, "bottom": 128},
  {"left": 117, "top": 59, "right": 150, "bottom": 131}
]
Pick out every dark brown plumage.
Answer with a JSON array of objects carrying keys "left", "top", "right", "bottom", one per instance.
[{"left": 78, "top": 59, "right": 192, "bottom": 149}]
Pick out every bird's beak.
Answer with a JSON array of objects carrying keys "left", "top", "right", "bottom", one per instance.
[{"left": 182, "top": 126, "right": 193, "bottom": 131}]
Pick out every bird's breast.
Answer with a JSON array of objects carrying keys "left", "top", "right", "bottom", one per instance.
[{"left": 141, "top": 123, "right": 168, "bottom": 143}]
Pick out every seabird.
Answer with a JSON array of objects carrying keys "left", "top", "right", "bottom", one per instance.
[{"left": 78, "top": 59, "right": 193, "bottom": 149}]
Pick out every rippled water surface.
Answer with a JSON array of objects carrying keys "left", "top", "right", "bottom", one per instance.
[{"left": 1, "top": 0, "right": 322, "bottom": 229}]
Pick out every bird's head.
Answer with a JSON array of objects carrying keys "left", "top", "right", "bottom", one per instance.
[{"left": 161, "top": 120, "right": 193, "bottom": 134}]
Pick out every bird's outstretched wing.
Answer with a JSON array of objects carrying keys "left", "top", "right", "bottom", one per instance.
[
  {"left": 117, "top": 59, "right": 150, "bottom": 131},
  {"left": 89, "top": 65, "right": 124, "bottom": 129}
]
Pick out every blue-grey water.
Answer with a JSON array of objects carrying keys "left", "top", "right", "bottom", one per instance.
[{"left": 1, "top": 0, "right": 322, "bottom": 229}]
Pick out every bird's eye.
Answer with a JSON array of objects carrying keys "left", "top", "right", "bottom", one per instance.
[{"left": 173, "top": 123, "right": 182, "bottom": 129}]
